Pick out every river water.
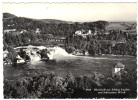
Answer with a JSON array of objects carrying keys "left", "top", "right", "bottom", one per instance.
[{"left": 4, "top": 46, "right": 137, "bottom": 80}]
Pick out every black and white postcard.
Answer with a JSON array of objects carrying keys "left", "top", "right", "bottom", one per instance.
[{"left": 2, "top": 2, "right": 137, "bottom": 99}]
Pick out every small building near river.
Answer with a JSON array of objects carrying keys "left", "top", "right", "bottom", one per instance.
[{"left": 112, "top": 62, "right": 125, "bottom": 78}]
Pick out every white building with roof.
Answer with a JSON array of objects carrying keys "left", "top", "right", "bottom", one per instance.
[{"left": 112, "top": 62, "right": 125, "bottom": 78}]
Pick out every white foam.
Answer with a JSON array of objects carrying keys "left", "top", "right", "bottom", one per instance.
[
  {"left": 37, "top": 46, "right": 47, "bottom": 50},
  {"left": 25, "top": 46, "right": 41, "bottom": 63},
  {"left": 48, "top": 46, "right": 74, "bottom": 61}
]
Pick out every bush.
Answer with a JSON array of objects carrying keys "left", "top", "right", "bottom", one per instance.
[{"left": 4, "top": 68, "right": 137, "bottom": 98}]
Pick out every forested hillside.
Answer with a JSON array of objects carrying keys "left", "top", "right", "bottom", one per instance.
[
  {"left": 3, "top": 13, "right": 108, "bottom": 36},
  {"left": 3, "top": 13, "right": 109, "bottom": 49},
  {"left": 65, "top": 29, "right": 136, "bottom": 56},
  {"left": 3, "top": 13, "right": 17, "bottom": 18}
]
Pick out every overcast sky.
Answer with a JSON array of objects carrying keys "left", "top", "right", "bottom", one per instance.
[{"left": 2, "top": 3, "right": 137, "bottom": 22}]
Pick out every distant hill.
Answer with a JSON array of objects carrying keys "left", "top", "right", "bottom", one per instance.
[
  {"left": 3, "top": 13, "right": 17, "bottom": 19},
  {"left": 106, "top": 23, "right": 127, "bottom": 30},
  {"left": 129, "top": 23, "right": 137, "bottom": 29},
  {"left": 40, "top": 19, "right": 73, "bottom": 24}
]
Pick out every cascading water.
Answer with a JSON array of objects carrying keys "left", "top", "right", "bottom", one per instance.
[
  {"left": 18, "top": 45, "right": 74, "bottom": 64},
  {"left": 25, "top": 45, "right": 41, "bottom": 63},
  {"left": 48, "top": 46, "right": 73, "bottom": 61}
]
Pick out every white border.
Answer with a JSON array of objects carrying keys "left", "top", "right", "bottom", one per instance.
[{"left": 0, "top": 1, "right": 137, "bottom": 100}]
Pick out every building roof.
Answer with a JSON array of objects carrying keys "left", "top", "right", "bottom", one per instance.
[{"left": 113, "top": 62, "right": 125, "bottom": 68}]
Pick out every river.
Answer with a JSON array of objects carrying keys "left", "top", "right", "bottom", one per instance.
[{"left": 4, "top": 46, "right": 137, "bottom": 80}]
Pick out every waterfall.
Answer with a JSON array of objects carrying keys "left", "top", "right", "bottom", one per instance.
[
  {"left": 25, "top": 45, "right": 41, "bottom": 63},
  {"left": 15, "top": 45, "right": 74, "bottom": 63},
  {"left": 48, "top": 46, "right": 73, "bottom": 61}
]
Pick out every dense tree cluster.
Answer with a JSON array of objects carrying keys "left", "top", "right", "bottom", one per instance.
[
  {"left": 4, "top": 68, "right": 137, "bottom": 98},
  {"left": 65, "top": 29, "right": 136, "bottom": 56},
  {"left": 111, "top": 42, "right": 136, "bottom": 56},
  {"left": 3, "top": 46, "right": 18, "bottom": 64},
  {"left": 3, "top": 31, "right": 44, "bottom": 50}
]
